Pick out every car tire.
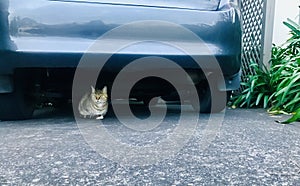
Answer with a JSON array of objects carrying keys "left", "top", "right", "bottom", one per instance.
[
  {"left": 0, "top": 73, "right": 35, "bottom": 121},
  {"left": 190, "top": 82, "right": 231, "bottom": 113}
]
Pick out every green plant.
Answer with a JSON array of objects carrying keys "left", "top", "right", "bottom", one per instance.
[
  {"left": 232, "top": 62, "right": 273, "bottom": 109},
  {"left": 232, "top": 18, "right": 300, "bottom": 124}
]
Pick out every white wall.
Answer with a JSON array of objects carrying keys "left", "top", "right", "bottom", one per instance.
[{"left": 272, "top": 0, "right": 300, "bottom": 45}]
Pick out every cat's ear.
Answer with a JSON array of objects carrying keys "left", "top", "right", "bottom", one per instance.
[
  {"left": 102, "top": 86, "right": 107, "bottom": 94},
  {"left": 91, "top": 86, "right": 95, "bottom": 93}
]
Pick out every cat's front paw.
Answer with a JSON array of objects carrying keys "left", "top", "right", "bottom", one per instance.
[{"left": 96, "top": 115, "right": 104, "bottom": 120}]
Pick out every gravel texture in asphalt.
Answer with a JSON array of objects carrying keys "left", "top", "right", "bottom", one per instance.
[{"left": 0, "top": 104, "right": 300, "bottom": 185}]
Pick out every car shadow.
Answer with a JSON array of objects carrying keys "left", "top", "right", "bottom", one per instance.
[{"left": 32, "top": 100, "right": 197, "bottom": 120}]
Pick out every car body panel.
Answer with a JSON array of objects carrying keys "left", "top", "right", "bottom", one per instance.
[
  {"left": 0, "top": 0, "right": 241, "bottom": 91},
  {"left": 50, "top": 0, "right": 221, "bottom": 11}
]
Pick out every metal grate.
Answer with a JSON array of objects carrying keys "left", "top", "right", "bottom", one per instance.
[{"left": 240, "top": 0, "right": 265, "bottom": 84}]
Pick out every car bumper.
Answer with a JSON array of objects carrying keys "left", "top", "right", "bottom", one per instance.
[{"left": 0, "top": 1, "right": 241, "bottom": 93}]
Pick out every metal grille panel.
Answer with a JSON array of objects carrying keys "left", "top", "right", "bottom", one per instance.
[{"left": 240, "top": 0, "right": 265, "bottom": 83}]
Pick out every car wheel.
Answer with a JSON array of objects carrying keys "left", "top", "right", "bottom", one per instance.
[
  {"left": 0, "top": 74, "right": 35, "bottom": 120},
  {"left": 190, "top": 82, "right": 231, "bottom": 113}
]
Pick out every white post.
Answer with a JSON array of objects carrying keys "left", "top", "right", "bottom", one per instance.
[
  {"left": 261, "top": 0, "right": 276, "bottom": 68},
  {"left": 299, "top": 0, "right": 300, "bottom": 24}
]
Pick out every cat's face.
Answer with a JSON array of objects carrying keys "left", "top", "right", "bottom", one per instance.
[{"left": 91, "top": 86, "right": 108, "bottom": 105}]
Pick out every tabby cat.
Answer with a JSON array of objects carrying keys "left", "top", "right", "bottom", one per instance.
[{"left": 78, "top": 86, "right": 108, "bottom": 120}]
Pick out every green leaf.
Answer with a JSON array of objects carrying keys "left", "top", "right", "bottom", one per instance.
[
  {"left": 256, "top": 93, "right": 264, "bottom": 106},
  {"left": 278, "top": 107, "right": 300, "bottom": 124},
  {"left": 274, "top": 86, "right": 288, "bottom": 97},
  {"left": 277, "top": 77, "right": 291, "bottom": 89},
  {"left": 284, "top": 94, "right": 300, "bottom": 109},
  {"left": 280, "top": 74, "right": 300, "bottom": 103},
  {"left": 264, "top": 95, "right": 269, "bottom": 108},
  {"left": 284, "top": 18, "right": 300, "bottom": 36}
]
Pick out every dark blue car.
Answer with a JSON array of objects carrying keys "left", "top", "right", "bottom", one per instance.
[{"left": 0, "top": 0, "right": 241, "bottom": 120}]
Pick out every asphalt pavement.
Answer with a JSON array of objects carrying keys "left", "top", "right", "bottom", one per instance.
[{"left": 0, "top": 103, "right": 300, "bottom": 185}]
